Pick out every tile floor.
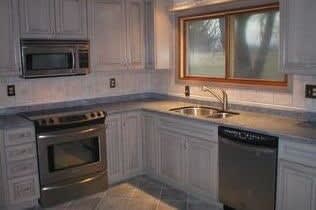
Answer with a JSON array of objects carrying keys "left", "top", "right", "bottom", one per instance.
[{"left": 33, "top": 175, "right": 220, "bottom": 210}]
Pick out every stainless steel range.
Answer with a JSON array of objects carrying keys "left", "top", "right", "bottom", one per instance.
[{"left": 23, "top": 109, "right": 108, "bottom": 207}]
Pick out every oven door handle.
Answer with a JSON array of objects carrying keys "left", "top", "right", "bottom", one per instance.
[
  {"left": 41, "top": 171, "right": 106, "bottom": 191},
  {"left": 37, "top": 126, "right": 102, "bottom": 140}
]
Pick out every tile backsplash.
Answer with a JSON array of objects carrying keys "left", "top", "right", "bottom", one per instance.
[
  {"left": 1, "top": 69, "right": 316, "bottom": 113},
  {"left": 150, "top": 70, "right": 316, "bottom": 112},
  {"left": 0, "top": 70, "right": 151, "bottom": 109}
]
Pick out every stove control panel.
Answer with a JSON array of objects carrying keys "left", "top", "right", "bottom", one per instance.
[{"left": 35, "top": 111, "right": 106, "bottom": 127}]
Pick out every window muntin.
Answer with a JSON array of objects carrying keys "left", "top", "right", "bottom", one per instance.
[{"left": 179, "top": 4, "right": 287, "bottom": 86}]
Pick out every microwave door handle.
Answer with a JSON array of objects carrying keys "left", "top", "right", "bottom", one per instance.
[{"left": 72, "top": 50, "right": 76, "bottom": 71}]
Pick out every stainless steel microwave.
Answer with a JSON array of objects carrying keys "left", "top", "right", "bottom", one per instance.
[{"left": 20, "top": 40, "right": 89, "bottom": 78}]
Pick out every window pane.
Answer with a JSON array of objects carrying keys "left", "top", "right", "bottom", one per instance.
[
  {"left": 186, "top": 17, "right": 226, "bottom": 77},
  {"left": 229, "top": 10, "right": 283, "bottom": 81}
]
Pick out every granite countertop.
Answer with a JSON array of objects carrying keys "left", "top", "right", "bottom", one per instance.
[
  {"left": 1, "top": 98, "right": 315, "bottom": 143},
  {"left": 95, "top": 100, "right": 316, "bottom": 142}
]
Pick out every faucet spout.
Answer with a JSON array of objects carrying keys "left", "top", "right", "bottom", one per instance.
[{"left": 202, "top": 85, "right": 229, "bottom": 111}]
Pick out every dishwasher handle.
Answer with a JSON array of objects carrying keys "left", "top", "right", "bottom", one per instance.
[{"left": 218, "top": 126, "right": 278, "bottom": 149}]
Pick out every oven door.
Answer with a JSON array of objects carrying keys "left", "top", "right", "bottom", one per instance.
[
  {"left": 21, "top": 46, "right": 77, "bottom": 78},
  {"left": 37, "top": 124, "right": 106, "bottom": 186}
]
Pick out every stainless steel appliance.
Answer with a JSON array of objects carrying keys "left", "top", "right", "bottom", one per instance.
[
  {"left": 218, "top": 126, "right": 278, "bottom": 210},
  {"left": 20, "top": 39, "right": 89, "bottom": 78},
  {"left": 23, "top": 109, "right": 107, "bottom": 207}
]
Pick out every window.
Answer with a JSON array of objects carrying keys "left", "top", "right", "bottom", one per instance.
[{"left": 178, "top": 4, "right": 287, "bottom": 86}]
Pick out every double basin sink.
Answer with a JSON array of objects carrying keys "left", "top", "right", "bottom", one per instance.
[{"left": 169, "top": 106, "right": 239, "bottom": 119}]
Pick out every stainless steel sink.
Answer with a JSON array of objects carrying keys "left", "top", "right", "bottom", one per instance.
[
  {"left": 207, "top": 111, "right": 239, "bottom": 119},
  {"left": 169, "top": 106, "right": 239, "bottom": 119},
  {"left": 169, "top": 106, "right": 219, "bottom": 117}
]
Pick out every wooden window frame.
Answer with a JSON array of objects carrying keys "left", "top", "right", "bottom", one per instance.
[{"left": 178, "top": 3, "right": 287, "bottom": 87}]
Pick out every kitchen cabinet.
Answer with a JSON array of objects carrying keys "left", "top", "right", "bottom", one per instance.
[
  {"left": 0, "top": 0, "right": 18, "bottom": 75},
  {"left": 18, "top": 0, "right": 88, "bottom": 39},
  {"left": 281, "top": 0, "right": 316, "bottom": 75},
  {"left": 0, "top": 117, "right": 39, "bottom": 210},
  {"left": 90, "top": 0, "right": 145, "bottom": 71},
  {"left": 105, "top": 114, "right": 124, "bottom": 184},
  {"left": 142, "top": 113, "right": 159, "bottom": 175},
  {"left": 106, "top": 112, "right": 142, "bottom": 184},
  {"left": 55, "top": 0, "right": 88, "bottom": 38},
  {"left": 277, "top": 160, "right": 316, "bottom": 210},
  {"left": 157, "top": 116, "right": 219, "bottom": 203},
  {"left": 122, "top": 112, "right": 143, "bottom": 177},
  {"left": 159, "top": 128, "right": 186, "bottom": 184},
  {"left": 186, "top": 136, "right": 218, "bottom": 199},
  {"left": 145, "top": 0, "right": 171, "bottom": 70}
]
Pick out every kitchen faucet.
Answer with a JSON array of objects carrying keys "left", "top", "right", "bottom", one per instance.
[{"left": 201, "top": 85, "right": 229, "bottom": 112}]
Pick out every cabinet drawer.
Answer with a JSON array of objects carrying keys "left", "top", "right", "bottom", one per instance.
[
  {"left": 4, "top": 128, "right": 35, "bottom": 146},
  {"left": 7, "top": 159, "right": 37, "bottom": 179},
  {"left": 8, "top": 175, "right": 39, "bottom": 204},
  {"left": 279, "top": 139, "right": 316, "bottom": 168},
  {"left": 159, "top": 117, "right": 218, "bottom": 143},
  {"left": 6, "top": 143, "right": 36, "bottom": 162}
]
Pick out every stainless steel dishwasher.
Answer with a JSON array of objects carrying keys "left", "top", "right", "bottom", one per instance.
[{"left": 218, "top": 126, "right": 278, "bottom": 210}]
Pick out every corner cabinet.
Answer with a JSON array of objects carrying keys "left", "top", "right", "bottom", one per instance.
[
  {"left": 281, "top": 0, "right": 316, "bottom": 75},
  {"left": 144, "top": 0, "right": 171, "bottom": 70},
  {"left": 90, "top": 0, "right": 145, "bottom": 71},
  {"left": 105, "top": 111, "right": 143, "bottom": 184},
  {"left": 18, "top": 0, "right": 88, "bottom": 39}
]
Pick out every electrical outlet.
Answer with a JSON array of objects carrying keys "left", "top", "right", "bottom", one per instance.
[
  {"left": 7, "top": 85, "right": 15, "bottom": 97},
  {"left": 305, "top": 84, "right": 316, "bottom": 99},
  {"left": 185, "top": 85, "right": 190, "bottom": 97},
  {"left": 109, "top": 78, "right": 116, "bottom": 88}
]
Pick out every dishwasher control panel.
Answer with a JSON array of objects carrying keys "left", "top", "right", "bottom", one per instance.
[{"left": 218, "top": 126, "right": 278, "bottom": 148}]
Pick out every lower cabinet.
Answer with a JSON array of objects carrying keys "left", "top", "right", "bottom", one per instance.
[
  {"left": 277, "top": 160, "right": 316, "bottom": 210},
  {"left": 186, "top": 136, "right": 218, "bottom": 199},
  {"left": 106, "top": 111, "right": 142, "bottom": 184},
  {"left": 142, "top": 113, "right": 158, "bottom": 175},
  {"left": 157, "top": 116, "right": 219, "bottom": 203},
  {"left": 160, "top": 129, "right": 186, "bottom": 184},
  {"left": 0, "top": 122, "right": 39, "bottom": 210}
]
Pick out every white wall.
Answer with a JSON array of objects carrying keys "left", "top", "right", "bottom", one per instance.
[{"left": 0, "top": 70, "right": 151, "bottom": 108}]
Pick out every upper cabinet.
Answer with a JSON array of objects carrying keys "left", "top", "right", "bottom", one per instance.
[
  {"left": 0, "top": 0, "right": 18, "bottom": 75},
  {"left": 90, "top": 0, "right": 145, "bottom": 71},
  {"left": 281, "top": 0, "right": 316, "bottom": 75},
  {"left": 18, "top": 0, "right": 88, "bottom": 39},
  {"left": 126, "top": 0, "right": 145, "bottom": 70},
  {"left": 145, "top": 0, "right": 171, "bottom": 70},
  {"left": 55, "top": 0, "right": 88, "bottom": 38}
]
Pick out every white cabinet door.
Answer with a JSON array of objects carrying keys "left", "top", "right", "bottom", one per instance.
[
  {"left": 126, "top": 0, "right": 145, "bottom": 70},
  {"left": 122, "top": 112, "right": 143, "bottom": 177},
  {"left": 0, "top": 0, "right": 17, "bottom": 75},
  {"left": 186, "top": 136, "right": 218, "bottom": 199},
  {"left": 106, "top": 114, "right": 124, "bottom": 184},
  {"left": 159, "top": 128, "right": 185, "bottom": 184},
  {"left": 281, "top": 0, "right": 316, "bottom": 75},
  {"left": 55, "top": 0, "right": 88, "bottom": 39},
  {"left": 153, "top": 0, "right": 170, "bottom": 70},
  {"left": 90, "top": 0, "right": 127, "bottom": 71},
  {"left": 18, "top": 0, "right": 55, "bottom": 38},
  {"left": 142, "top": 113, "right": 158, "bottom": 175},
  {"left": 277, "top": 160, "right": 316, "bottom": 210}
]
